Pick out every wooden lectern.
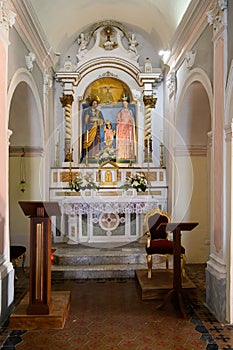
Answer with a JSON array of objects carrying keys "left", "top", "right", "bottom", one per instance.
[
  {"left": 157, "top": 222, "right": 198, "bottom": 318},
  {"left": 19, "top": 201, "right": 61, "bottom": 315}
]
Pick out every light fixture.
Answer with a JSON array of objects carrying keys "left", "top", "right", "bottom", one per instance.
[
  {"left": 158, "top": 50, "right": 171, "bottom": 64},
  {"left": 19, "top": 148, "right": 26, "bottom": 193}
]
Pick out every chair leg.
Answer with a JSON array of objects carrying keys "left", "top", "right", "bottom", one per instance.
[
  {"left": 147, "top": 254, "right": 152, "bottom": 279},
  {"left": 166, "top": 255, "right": 169, "bottom": 270},
  {"left": 22, "top": 252, "right": 26, "bottom": 272},
  {"left": 12, "top": 258, "right": 19, "bottom": 280},
  {"left": 181, "top": 253, "right": 187, "bottom": 278}
]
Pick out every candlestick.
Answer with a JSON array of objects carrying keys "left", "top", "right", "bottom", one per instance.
[
  {"left": 85, "top": 130, "right": 89, "bottom": 166},
  {"left": 55, "top": 142, "right": 59, "bottom": 167},
  {"left": 160, "top": 143, "right": 164, "bottom": 167},
  {"left": 69, "top": 154, "right": 73, "bottom": 189},
  {"left": 147, "top": 136, "right": 150, "bottom": 162},
  {"left": 147, "top": 137, "right": 151, "bottom": 193}
]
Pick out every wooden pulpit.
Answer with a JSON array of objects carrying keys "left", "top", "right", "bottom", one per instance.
[
  {"left": 157, "top": 222, "right": 198, "bottom": 318},
  {"left": 19, "top": 201, "right": 61, "bottom": 315}
]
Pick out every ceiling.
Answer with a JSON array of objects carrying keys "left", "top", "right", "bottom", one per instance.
[{"left": 28, "top": 0, "right": 192, "bottom": 55}]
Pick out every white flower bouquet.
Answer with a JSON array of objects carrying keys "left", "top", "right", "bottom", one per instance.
[
  {"left": 121, "top": 172, "right": 148, "bottom": 192},
  {"left": 96, "top": 147, "right": 116, "bottom": 164},
  {"left": 69, "top": 173, "right": 99, "bottom": 192}
]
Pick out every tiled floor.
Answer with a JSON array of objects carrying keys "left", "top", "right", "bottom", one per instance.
[{"left": 0, "top": 265, "right": 233, "bottom": 350}]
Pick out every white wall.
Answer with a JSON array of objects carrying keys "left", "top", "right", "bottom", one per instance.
[{"left": 9, "top": 156, "right": 44, "bottom": 266}]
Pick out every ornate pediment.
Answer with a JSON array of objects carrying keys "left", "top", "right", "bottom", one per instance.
[
  {"left": 98, "top": 160, "right": 119, "bottom": 185},
  {"left": 76, "top": 21, "right": 140, "bottom": 66},
  {"left": 99, "top": 160, "right": 119, "bottom": 170}
]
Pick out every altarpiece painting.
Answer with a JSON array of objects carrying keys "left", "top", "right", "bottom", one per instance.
[{"left": 80, "top": 77, "right": 137, "bottom": 164}]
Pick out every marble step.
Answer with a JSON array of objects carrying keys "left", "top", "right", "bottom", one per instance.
[
  {"left": 52, "top": 242, "right": 149, "bottom": 279},
  {"left": 54, "top": 247, "right": 147, "bottom": 266},
  {"left": 52, "top": 263, "right": 147, "bottom": 279}
]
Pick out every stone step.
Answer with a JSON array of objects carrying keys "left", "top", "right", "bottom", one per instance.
[
  {"left": 52, "top": 263, "right": 147, "bottom": 279},
  {"left": 54, "top": 247, "right": 147, "bottom": 266},
  {"left": 52, "top": 242, "right": 147, "bottom": 279},
  {"left": 51, "top": 242, "right": 170, "bottom": 279}
]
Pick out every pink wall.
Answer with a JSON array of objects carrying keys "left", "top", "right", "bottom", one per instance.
[
  {"left": 213, "top": 37, "right": 224, "bottom": 253},
  {"left": 0, "top": 41, "right": 7, "bottom": 255}
]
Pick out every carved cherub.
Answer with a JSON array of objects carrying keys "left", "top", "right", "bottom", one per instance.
[
  {"left": 128, "top": 33, "right": 138, "bottom": 55},
  {"left": 78, "top": 33, "right": 88, "bottom": 53}
]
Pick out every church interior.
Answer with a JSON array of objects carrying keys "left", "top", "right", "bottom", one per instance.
[{"left": 1, "top": 0, "right": 233, "bottom": 348}]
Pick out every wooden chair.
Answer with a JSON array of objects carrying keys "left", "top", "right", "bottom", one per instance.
[
  {"left": 144, "top": 208, "right": 186, "bottom": 279},
  {"left": 10, "top": 245, "right": 26, "bottom": 279}
]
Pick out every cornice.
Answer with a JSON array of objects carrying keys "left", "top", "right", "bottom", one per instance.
[
  {"left": 174, "top": 145, "right": 207, "bottom": 156},
  {"left": 167, "top": 0, "right": 214, "bottom": 71},
  {"left": 9, "top": 0, "right": 56, "bottom": 71},
  {"left": 9, "top": 146, "right": 44, "bottom": 157}
]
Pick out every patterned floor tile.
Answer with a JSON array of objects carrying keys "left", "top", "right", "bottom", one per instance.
[{"left": 1, "top": 265, "right": 233, "bottom": 349}]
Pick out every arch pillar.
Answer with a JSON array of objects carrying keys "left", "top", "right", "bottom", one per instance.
[
  {"left": 205, "top": 0, "right": 228, "bottom": 322},
  {"left": 0, "top": 2, "right": 16, "bottom": 324}
]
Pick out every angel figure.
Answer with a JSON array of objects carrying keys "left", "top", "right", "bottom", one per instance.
[
  {"left": 78, "top": 33, "right": 88, "bottom": 54},
  {"left": 128, "top": 33, "right": 138, "bottom": 55}
]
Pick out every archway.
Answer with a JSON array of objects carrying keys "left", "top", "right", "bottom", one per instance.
[
  {"left": 174, "top": 78, "right": 211, "bottom": 264},
  {"left": 8, "top": 72, "right": 44, "bottom": 265}
]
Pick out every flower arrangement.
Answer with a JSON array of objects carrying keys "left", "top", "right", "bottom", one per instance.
[
  {"left": 96, "top": 147, "right": 116, "bottom": 164},
  {"left": 69, "top": 173, "right": 99, "bottom": 192},
  {"left": 121, "top": 172, "right": 148, "bottom": 192}
]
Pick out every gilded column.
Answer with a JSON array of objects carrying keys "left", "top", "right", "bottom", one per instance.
[
  {"left": 143, "top": 95, "right": 157, "bottom": 162},
  {"left": 55, "top": 66, "right": 79, "bottom": 163},
  {"left": 137, "top": 71, "right": 162, "bottom": 163},
  {"left": 60, "top": 94, "right": 74, "bottom": 161}
]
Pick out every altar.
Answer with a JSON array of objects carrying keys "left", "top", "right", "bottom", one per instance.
[
  {"left": 50, "top": 166, "right": 168, "bottom": 244},
  {"left": 50, "top": 21, "right": 168, "bottom": 244}
]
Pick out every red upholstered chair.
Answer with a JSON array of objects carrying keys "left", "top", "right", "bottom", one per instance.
[{"left": 144, "top": 208, "right": 186, "bottom": 279}]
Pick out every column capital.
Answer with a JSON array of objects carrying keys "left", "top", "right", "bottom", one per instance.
[
  {"left": 143, "top": 95, "right": 157, "bottom": 108},
  {"left": 166, "top": 70, "right": 176, "bottom": 96},
  {"left": 60, "top": 94, "right": 74, "bottom": 107},
  {"left": 206, "top": 0, "right": 228, "bottom": 33},
  {"left": 0, "top": 0, "right": 16, "bottom": 31}
]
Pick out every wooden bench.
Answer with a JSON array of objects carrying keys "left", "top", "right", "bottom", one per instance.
[{"left": 10, "top": 246, "right": 26, "bottom": 279}]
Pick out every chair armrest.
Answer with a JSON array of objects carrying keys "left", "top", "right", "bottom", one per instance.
[{"left": 145, "top": 231, "right": 151, "bottom": 248}]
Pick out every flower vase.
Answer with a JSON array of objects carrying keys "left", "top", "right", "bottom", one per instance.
[
  {"left": 80, "top": 189, "right": 92, "bottom": 197},
  {"left": 126, "top": 188, "right": 137, "bottom": 196}
]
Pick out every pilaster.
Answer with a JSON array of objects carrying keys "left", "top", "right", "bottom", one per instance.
[{"left": 206, "top": 0, "right": 228, "bottom": 322}]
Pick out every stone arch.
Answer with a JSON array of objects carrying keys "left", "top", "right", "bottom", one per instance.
[
  {"left": 176, "top": 68, "right": 213, "bottom": 128},
  {"left": 7, "top": 69, "right": 45, "bottom": 264},
  {"left": 7, "top": 68, "right": 44, "bottom": 146},
  {"left": 75, "top": 58, "right": 141, "bottom": 85},
  {"left": 172, "top": 68, "right": 212, "bottom": 264}
]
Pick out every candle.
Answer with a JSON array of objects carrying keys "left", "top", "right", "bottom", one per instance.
[
  {"left": 160, "top": 130, "right": 163, "bottom": 143},
  {"left": 56, "top": 130, "right": 60, "bottom": 144},
  {"left": 148, "top": 136, "right": 150, "bottom": 158}
]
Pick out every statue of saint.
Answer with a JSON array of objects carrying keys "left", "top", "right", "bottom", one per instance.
[
  {"left": 104, "top": 121, "right": 116, "bottom": 148},
  {"left": 83, "top": 99, "right": 105, "bottom": 159},
  {"left": 116, "top": 98, "right": 136, "bottom": 161}
]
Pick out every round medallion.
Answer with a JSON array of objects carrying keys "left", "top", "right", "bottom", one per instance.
[{"left": 99, "top": 212, "right": 120, "bottom": 232}]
